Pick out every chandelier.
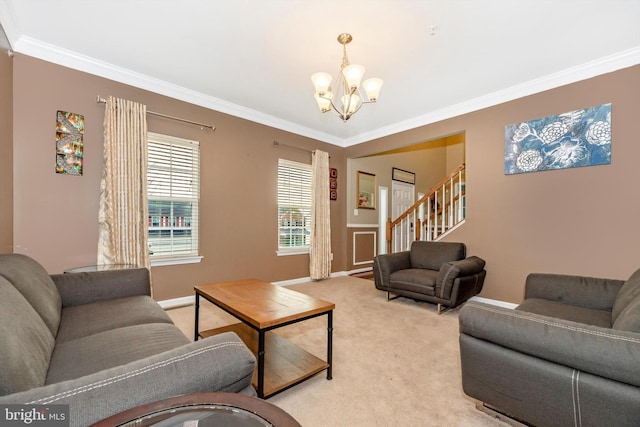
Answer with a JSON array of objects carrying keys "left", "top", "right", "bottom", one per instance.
[{"left": 311, "top": 33, "right": 383, "bottom": 122}]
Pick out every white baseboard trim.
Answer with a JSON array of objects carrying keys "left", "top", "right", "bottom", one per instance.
[
  {"left": 271, "top": 277, "right": 312, "bottom": 286},
  {"left": 158, "top": 295, "right": 194, "bottom": 309},
  {"left": 159, "top": 270, "right": 363, "bottom": 309},
  {"left": 272, "top": 271, "right": 350, "bottom": 287},
  {"left": 470, "top": 296, "right": 518, "bottom": 309},
  {"left": 347, "top": 267, "right": 373, "bottom": 275},
  {"left": 158, "top": 276, "right": 517, "bottom": 311}
]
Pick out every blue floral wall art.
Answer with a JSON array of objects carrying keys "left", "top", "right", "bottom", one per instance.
[{"left": 504, "top": 103, "right": 611, "bottom": 175}]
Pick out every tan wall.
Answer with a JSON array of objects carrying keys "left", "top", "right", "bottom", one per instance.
[
  {"left": 9, "top": 51, "right": 639, "bottom": 304},
  {"left": 446, "top": 135, "right": 465, "bottom": 172},
  {"left": 0, "top": 47, "right": 12, "bottom": 253},
  {"left": 11, "top": 54, "right": 347, "bottom": 300},
  {"left": 346, "top": 65, "right": 640, "bottom": 303}
]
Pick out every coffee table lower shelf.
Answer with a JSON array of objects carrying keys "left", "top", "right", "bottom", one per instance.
[{"left": 200, "top": 323, "right": 329, "bottom": 398}]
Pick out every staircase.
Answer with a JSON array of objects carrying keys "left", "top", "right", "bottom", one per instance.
[{"left": 386, "top": 164, "right": 466, "bottom": 253}]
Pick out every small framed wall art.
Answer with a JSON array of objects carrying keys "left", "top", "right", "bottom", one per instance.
[
  {"left": 392, "top": 167, "right": 415, "bottom": 184},
  {"left": 55, "top": 110, "right": 84, "bottom": 175},
  {"left": 330, "top": 167, "right": 338, "bottom": 201},
  {"left": 357, "top": 170, "right": 376, "bottom": 209}
]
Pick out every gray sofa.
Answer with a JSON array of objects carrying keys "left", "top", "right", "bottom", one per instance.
[
  {"left": 459, "top": 269, "right": 640, "bottom": 426},
  {"left": 373, "top": 241, "right": 486, "bottom": 313},
  {"left": 0, "top": 254, "right": 256, "bottom": 426}
]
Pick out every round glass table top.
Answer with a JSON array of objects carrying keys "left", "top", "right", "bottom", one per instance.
[{"left": 119, "top": 403, "right": 273, "bottom": 427}]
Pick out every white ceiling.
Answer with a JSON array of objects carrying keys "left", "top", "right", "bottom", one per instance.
[{"left": 0, "top": 1, "right": 639, "bottom": 147}]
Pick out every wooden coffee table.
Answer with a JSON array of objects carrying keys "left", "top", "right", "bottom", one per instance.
[{"left": 194, "top": 279, "right": 335, "bottom": 398}]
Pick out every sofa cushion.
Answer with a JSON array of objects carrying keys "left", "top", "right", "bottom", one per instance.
[
  {"left": 0, "top": 254, "right": 61, "bottom": 336},
  {"left": 612, "top": 267, "right": 640, "bottom": 324},
  {"left": 46, "top": 323, "right": 190, "bottom": 384},
  {"left": 56, "top": 295, "right": 174, "bottom": 343},
  {"left": 410, "top": 241, "right": 466, "bottom": 270},
  {"left": 612, "top": 295, "right": 640, "bottom": 332},
  {"left": 389, "top": 268, "right": 439, "bottom": 295},
  {"left": 0, "top": 276, "right": 56, "bottom": 395}
]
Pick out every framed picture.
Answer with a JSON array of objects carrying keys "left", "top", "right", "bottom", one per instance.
[
  {"left": 357, "top": 171, "right": 376, "bottom": 209},
  {"left": 504, "top": 103, "right": 611, "bottom": 174},
  {"left": 56, "top": 110, "right": 84, "bottom": 175},
  {"left": 392, "top": 167, "right": 415, "bottom": 184}
]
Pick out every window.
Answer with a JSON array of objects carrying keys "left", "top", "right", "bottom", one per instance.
[
  {"left": 147, "top": 132, "right": 201, "bottom": 265},
  {"left": 277, "top": 159, "right": 312, "bottom": 255}
]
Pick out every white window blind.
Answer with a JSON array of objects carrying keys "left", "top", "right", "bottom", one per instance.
[
  {"left": 147, "top": 132, "right": 200, "bottom": 260},
  {"left": 278, "top": 159, "right": 312, "bottom": 252}
]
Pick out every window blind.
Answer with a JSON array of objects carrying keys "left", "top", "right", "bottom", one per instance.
[
  {"left": 147, "top": 133, "right": 200, "bottom": 258},
  {"left": 277, "top": 159, "right": 312, "bottom": 250}
]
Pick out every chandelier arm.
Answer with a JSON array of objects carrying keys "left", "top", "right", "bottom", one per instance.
[
  {"left": 318, "top": 94, "right": 346, "bottom": 120},
  {"left": 347, "top": 97, "right": 365, "bottom": 119}
]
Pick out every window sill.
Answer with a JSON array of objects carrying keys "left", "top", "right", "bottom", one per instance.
[
  {"left": 276, "top": 249, "right": 310, "bottom": 256},
  {"left": 150, "top": 255, "right": 203, "bottom": 267}
]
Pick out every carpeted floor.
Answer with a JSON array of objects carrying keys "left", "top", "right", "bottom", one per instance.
[{"left": 167, "top": 276, "right": 507, "bottom": 427}]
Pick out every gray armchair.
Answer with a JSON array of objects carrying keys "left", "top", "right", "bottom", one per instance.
[
  {"left": 459, "top": 269, "right": 640, "bottom": 426},
  {"left": 373, "top": 241, "right": 486, "bottom": 314}
]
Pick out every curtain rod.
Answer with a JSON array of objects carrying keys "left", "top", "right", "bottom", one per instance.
[
  {"left": 96, "top": 96, "right": 215, "bottom": 131},
  {"left": 273, "top": 141, "right": 330, "bottom": 158},
  {"left": 273, "top": 140, "right": 312, "bottom": 153}
]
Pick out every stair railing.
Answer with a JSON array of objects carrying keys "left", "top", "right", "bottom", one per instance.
[{"left": 386, "top": 164, "right": 466, "bottom": 253}]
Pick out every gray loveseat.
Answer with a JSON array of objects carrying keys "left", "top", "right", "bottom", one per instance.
[
  {"left": 459, "top": 269, "right": 640, "bottom": 426},
  {"left": 373, "top": 241, "right": 486, "bottom": 313},
  {"left": 0, "top": 254, "right": 256, "bottom": 426}
]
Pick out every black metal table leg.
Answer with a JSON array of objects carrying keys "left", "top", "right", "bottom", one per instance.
[
  {"left": 258, "top": 330, "right": 265, "bottom": 398},
  {"left": 327, "top": 310, "right": 333, "bottom": 380},
  {"left": 194, "top": 293, "right": 200, "bottom": 342}
]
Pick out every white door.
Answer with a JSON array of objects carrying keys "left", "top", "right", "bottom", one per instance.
[{"left": 391, "top": 180, "right": 415, "bottom": 251}]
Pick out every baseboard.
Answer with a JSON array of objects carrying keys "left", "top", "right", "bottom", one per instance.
[
  {"left": 159, "top": 270, "right": 353, "bottom": 309},
  {"left": 347, "top": 266, "right": 373, "bottom": 275},
  {"left": 159, "top": 276, "right": 517, "bottom": 310},
  {"left": 158, "top": 295, "right": 194, "bottom": 309},
  {"left": 469, "top": 296, "right": 518, "bottom": 309}
]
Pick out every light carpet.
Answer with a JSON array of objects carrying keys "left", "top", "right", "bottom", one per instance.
[{"left": 167, "top": 276, "right": 507, "bottom": 427}]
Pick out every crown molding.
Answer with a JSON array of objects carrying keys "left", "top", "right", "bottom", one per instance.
[
  {"left": 342, "top": 46, "right": 640, "bottom": 147},
  {"left": 12, "top": 35, "right": 640, "bottom": 148},
  {"left": 13, "top": 36, "right": 345, "bottom": 146}
]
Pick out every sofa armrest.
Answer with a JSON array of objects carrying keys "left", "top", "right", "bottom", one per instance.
[
  {"left": 525, "top": 273, "right": 625, "bottom": 311},
  {"left": 51, "top": 268, "right": 151, "bottom": 307},
  {"left": 0, "top": 332, "right": 256, "bottom": 427},
  {"left": 373, "top": 251, "right": 411, "bottom": 290},
  {"left": 436, "top": 256, "right": 485, "bottom": 299},
  {"left": 459, "top": 301, "right": 640, "bottom": 387}
]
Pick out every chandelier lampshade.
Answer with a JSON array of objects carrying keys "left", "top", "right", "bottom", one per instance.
[
  {"left": 362, "top": 78, "right": 383, "bottom": 102},
  {"left": 311, "top": 33, "right": 383, "bottom": 121},
  {"left": 311, "top": 72, "right": 332, "bottom": 96},
  {"left": 342, "top": 64, "right": 365, "bottom": 90}
]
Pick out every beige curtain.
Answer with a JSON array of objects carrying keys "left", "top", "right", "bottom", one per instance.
[
  {"left": 97, "top": 96, "right": 150, "bottom": 270},
  {"left": 310, "top": 150, "right": 331, "bottom": 280}
]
